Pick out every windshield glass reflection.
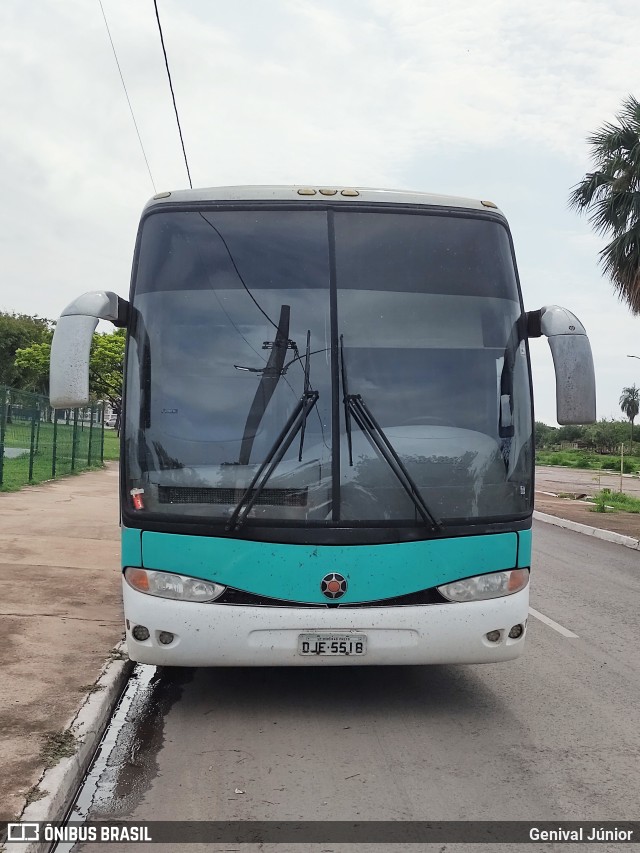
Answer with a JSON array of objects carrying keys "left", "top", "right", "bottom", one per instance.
[{"left": 125, "top": 207, "right": 532, "bottom": 528}]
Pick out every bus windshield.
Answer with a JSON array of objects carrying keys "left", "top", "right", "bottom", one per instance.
[{"left": 124, "top": 205, "right": 533, "bottom": 530}]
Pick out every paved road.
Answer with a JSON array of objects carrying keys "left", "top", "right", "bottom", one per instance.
[
  {"left": 70, "top": 522, "right": 640, "bottom": 852},
  {"left": 536, "top": 464, "right": 640, "bottom": 497}
]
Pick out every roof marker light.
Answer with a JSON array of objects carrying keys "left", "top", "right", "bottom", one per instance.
[
  {"left": 153, "top": 191, "right": 172, "bottom": 199},
  {"left": 341, "top": 189, "right": 360, "bottom": 197},
  {"left": 297, "top": 188, "right": 317, "bottom": 196},
  {"left": 481, "top": 200, "right": 498, "bottom": 208},
  {"left": 319, "top": 188, "right": 338, "bottom": 196}
]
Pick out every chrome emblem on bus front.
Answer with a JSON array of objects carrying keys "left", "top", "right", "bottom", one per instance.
[{"left": 321, "top": 573, "right": 347, "bottom": 599}]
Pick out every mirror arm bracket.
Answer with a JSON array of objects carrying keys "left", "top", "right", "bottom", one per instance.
[
  {"left": 60, "top": 291, "right": 130, "bottom": 328},
  {"left": 525, "top": 309, "right": 543, "bottom": 338}
]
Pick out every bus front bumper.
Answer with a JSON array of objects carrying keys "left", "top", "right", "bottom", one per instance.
[{"left": 123, "top": 581, "right": 529, "bottom": 667}]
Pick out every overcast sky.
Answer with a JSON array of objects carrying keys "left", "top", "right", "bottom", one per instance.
[{"left": 2, "top": 0, "right": 640, "bottom": 425}]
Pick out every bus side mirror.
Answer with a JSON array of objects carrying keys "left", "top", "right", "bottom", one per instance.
[
  {"left": 526, "top": 305, "right": 596, "bottom": 425},
  {"left": 50, "top": 291, "right": 129, "bottom": 408}
]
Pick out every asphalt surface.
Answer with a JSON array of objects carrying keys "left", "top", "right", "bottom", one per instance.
[
  {"left": 63, "top": 520, "right": 640, "bottom": 853},
  {"left": 536, "top": 464, "right": 640, "bottom": 496}
]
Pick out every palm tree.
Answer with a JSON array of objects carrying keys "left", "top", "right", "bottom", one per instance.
[
  {"left": 569, "top": 95, "right": 640, "bottom": 313},
  {"left": 620, "top": 385, "right": 640, "bottom": 443}
]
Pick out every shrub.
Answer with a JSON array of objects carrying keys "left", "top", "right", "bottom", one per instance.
[{"left": 575, "top": 453, "right": 594, "bottom": 468}]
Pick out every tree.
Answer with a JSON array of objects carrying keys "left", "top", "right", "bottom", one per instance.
[
  {"left": 534, "top": 421, "right": 557, "bottom": 449},
  {"left": 568, "top": 95, "right": 640, "bottom": 312},
  {"left": 583, "top": 419, "right": 627, "bottom": 454},
  {"left": 0, "top": 312, "right": 52, "bottom": 388},
  {"left": 14, "top": 329, "right": 125, "bottom": 410},
  {"left": 89, "top": 329, "right": 125, "bottom": 411},
  {"left": 555, "top": 425, "right": 584, "bottom": 443},
  {"left": 619, "top": 384, "right": 640, "bottom": 442},
  {"left": 12, "top": 341, "right": 52, "bottom": 394}
]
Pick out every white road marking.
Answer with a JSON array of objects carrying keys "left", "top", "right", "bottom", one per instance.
[{"left": 528, "top": 607, "right": 578, "bottom": 638}]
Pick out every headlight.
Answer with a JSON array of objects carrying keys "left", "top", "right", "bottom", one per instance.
[
  {"left": 437, "top": 568, "right": 529, "bottom": 602},
  {"left": 124, "top": 567, "right": 226, "bottom": 602}
]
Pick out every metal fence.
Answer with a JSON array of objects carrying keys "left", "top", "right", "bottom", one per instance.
[{"left": 0, "top": 386, "right": 106, "bottom": 489}]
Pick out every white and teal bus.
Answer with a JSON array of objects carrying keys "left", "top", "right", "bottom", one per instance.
[{"left": 50, "top": 186, "right": 595, "bottom": 667}]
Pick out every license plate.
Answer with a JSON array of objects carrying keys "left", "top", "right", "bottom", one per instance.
[{"left": 298, "top": 633, "right": 367, "bottom": 656}]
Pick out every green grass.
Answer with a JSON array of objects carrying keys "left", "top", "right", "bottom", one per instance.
[
  {"left": 591, "top": 488, "right": 640, "bottom": 513},
  {"left": 102, "top": 427, "right": 120, "bottom": 460},
  {"left": 536, "top": 449, "right": 640, "bottom": 474},
  {"left": 1, "top": 419, "right": 119, "bottom": 491}
]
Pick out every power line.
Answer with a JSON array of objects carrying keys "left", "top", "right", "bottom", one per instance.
[
  {"left": 97, "top": 0, "right": 156, "bottom": 193},
  {"left": 199, "top": 213, "right": 278, "bottom": 330},
  {"left": 153, "top": 0, "right": 193, "bottom": 189}
]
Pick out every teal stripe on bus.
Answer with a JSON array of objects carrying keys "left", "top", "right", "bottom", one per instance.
[
  {"left": 138, "top": 531, "right": 518, "bottom": 604},
  {"left": 122, "top": 527, "right": 142, "bottom": 567},
  {"left": 517, "top": 528, "right": 532, "bottom": 567}
]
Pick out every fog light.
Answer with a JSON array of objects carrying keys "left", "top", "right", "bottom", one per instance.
[
  {"left": 508, "top": 624, "right": 524, "bottom": 639},
  {"left": 486, "top": 630, "right": 501, "bottom": 643},
  {"left": 158, "top": 631, "right": 174, "bottom": 645},
  {"left": 132, "top": 624, "right": 150, "bottom": 641}
]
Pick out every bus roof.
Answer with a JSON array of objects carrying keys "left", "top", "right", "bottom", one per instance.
[{"left": 143, "top": 185, "right": 504, "bottom": 215}]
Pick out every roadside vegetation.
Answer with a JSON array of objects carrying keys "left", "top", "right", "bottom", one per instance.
[
  {"left": 39, "top": 729, "right": 77, "bottom": 768},
  {"left": 591, "top": 489, "right": 640, "bottom": 514},
  {"left": 536, "top": 418, "right": 640, "bottom": 515},
  {"left": 535, "top": 419, "right": 640, "bottom": 474},
  {"left": 0, "top": 311, "right": 122, "bottom": 491},
  {"left": 535, "top": 448, "right": 640, "bottom": 473},
  {"left": 1, "top": 420, "right": 120, "bottom": 492}
]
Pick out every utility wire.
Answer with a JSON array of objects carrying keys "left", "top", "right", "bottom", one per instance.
[
  {"left": 199, "top": 214, "right": 278, "bottom": 330},
  {"left": 98, "top": 0, "right": 156, "bottom": 193},
  {"left": 153, "top": 0, "right": 193, "bottom": 188}
]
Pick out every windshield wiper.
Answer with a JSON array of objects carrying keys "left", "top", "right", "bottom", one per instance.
[
  {"left": 340, "top": 338, "right": 441, "bottom": 532},
  {"left": 226, "top": 388, "right": 320, "bottom": 532},
  {"left": 297, "top": 330, "right": 312, "bottom": 462},
  {"left": 340, "top": 335, "right": 354, "bottom": 467}
]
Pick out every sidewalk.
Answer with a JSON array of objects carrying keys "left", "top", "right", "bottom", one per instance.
[
  {"left": 1, "top": 467, "right": 639, "bottom": 825},
  {"left": 0, "top": 465, "right": 122, "bottom": 821}
]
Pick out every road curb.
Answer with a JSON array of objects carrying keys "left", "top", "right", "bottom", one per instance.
[
  {"left": 533, "top": 510, "right": 640, "bottom": 550},
  {"left": 3, "top": 647, "right": 133, "bottom": 853}
]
